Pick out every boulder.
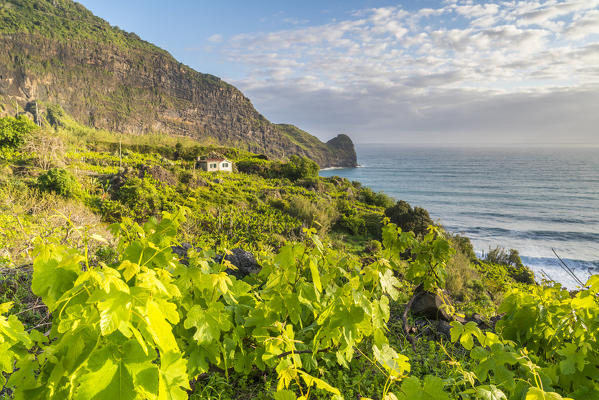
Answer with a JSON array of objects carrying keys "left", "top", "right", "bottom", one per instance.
[
  {"left": 141, "top": 165, "right": 177, "bottom": 186},
  {"left": 214, "top": 248, "right": 262, "bottom": 279},
  {"left": 171, "top": 244, "right": 261, "bottom": 279},
  {"left": 411, "top": 290, "right": 454, "bottom": 322}
]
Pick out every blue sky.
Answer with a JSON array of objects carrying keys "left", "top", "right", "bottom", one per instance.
[{"left": 77, "top": 0, "right": 599, "bottom": 144}]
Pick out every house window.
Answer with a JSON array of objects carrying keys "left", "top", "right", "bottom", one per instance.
[
  {"left": 210, "top": 163, "right": 217, "bottom": 168},
  {"left": 222, "top": 162, "right": 228, "bottom": 167}
]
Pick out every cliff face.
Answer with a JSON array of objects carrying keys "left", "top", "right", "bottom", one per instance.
[
  {"left": 326, "top": 134, "right": 358, "bottom": 167},
  {"left": 0, "top": 0, "right": 357, "bottom": 168}
]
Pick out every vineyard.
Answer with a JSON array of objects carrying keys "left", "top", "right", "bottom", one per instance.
[{"left": 0, "top": 112, "right": 598, "bottom": 399}]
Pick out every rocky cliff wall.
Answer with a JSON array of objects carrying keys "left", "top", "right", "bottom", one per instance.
[{"left": 0, "top": 28, "right": 356, "bottom": 167}]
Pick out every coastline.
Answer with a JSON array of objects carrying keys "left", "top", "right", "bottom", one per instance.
[{"left": 320, "top": 144, "right": 599, "bottom": 288}]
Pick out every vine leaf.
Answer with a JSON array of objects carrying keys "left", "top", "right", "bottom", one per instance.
[
  {"left": 379, "top": 269, "right": 401, "bottom": 301},
  {"left": 158, "top": 351, "right": 190, "bottom": 400},
  {"left": 476, "top": 385, "right": 507, "bottom": 400},
  {"left": 396, "top": 376, "right": 450, "bottom": 400},
  {"left": 557, "top": 343, "right": 588, "bottom": 375},
  {"left": 525, "top": 387, "right": 573, "bottom": 400},
  {"left": 373, "top": 343, "right": 410, "bottom": 379},
  {"left": 184, "top": 302, "right": 232, "bottom": 345},
  {"left": 31, "top": 245, "right": 83, "bottom": 311}
]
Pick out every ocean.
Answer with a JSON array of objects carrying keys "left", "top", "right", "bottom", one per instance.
[{"left": 320, "top": 144, "right": 599, "bottom": 288}]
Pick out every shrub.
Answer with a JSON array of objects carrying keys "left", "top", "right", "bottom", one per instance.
[
  {"left": 384, "top": 200, "right": 434, "bottom": 236},
  {"left": 363, "top": 212, "right": 383, "bottom": 238},
  {"left": 236, "top": 158, "right": 275, "bottom": 178},
  {"left": 281, "top": 155, "right": 319, "bottom": 181},
  {"left": 484, "top": 246, "right": 535, "bottom": 284},
  {"left": 268, "top": 197, "right": 289, "bottom": 211},
  {"left": 115, "top": 176, "right": 164, "bottom": 221},
  {"left": 37, "top": 168, "right": 81, "bottom": 198},
  {"left": 297, "top": 177, "right": 321, "bottom": 191},
  {"left": 0, "top": 115, "right": 37, "bottom": 149},
  {"left": 364, "top": 239, "right": 382, "bottom": 255},
  {"left": 448, "top": 233, "right": 477, "bottom": 261},
  {"left": 357, "top": 187, "right": 394, "bottom": 208},
  {"left": 338, "top": 214, "right": 365, "bottom": 235},
  {"left": 446, "top": 249, "right": 482, "bottom": 301},
  {"left": 485, "top": 246, "right": 523, "bottom": 267}
]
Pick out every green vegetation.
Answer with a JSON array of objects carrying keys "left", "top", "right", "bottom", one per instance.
[
  {"left": 0, "top": 115, "right": 37, "bottom": 150},
  {"left": 0, "top": 110, "right": 594, "bottom": 399},
  {"left": 0, "top": 0, "right": 169, "bottom": 53},
  {"left": 37, "top": 168, "right": 81, "bottom": 198},
  {"left": 384, "top": 200, "right": 435, "bottom": 237}
]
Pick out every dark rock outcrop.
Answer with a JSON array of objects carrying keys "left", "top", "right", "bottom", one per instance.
[
  {"left": 214, "top": 248, "right": 262, "bottom": 279},
  {"left": 411, "top": 290, "right": 455, "bottom": 322},
  {"left": 171, "top": 244, "right": 261, "bottom": 280}
]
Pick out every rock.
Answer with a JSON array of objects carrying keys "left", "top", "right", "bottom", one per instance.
[
  {"left": 171, "top": 243, "right": 193, "bottom": 264},
  {"left": 411, "top": 290, "right": 454, "bottom": 322},
  {"left": 214, "top": 248, "right": 261, "bottom": 279},
  {"left": 140, "top": 165, "right": 177, "bottom": 186},
  {"left": 325, "top": 134, "right": 358, "bottom": 167},
  {"left": 171, "top": 244, "right": 261, "bottom": 280},
  {"left": 466, "top": 313, "right": 490, "bottom": 329},
  {"left": 435, "top": 320, "right": 453, "bottom": 337}
]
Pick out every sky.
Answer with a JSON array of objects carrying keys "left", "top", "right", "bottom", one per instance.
[{"left": 77, "top": 0, "right": 599, "bottom": 145}]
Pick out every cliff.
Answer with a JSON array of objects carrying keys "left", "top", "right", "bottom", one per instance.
[{"left": 0, "top": 0, "right": 357, "bottom": 167}]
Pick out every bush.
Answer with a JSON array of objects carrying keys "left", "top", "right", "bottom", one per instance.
[
  {"left": 448, "top": 233, "right": 477, "bottom": 261},
  {"left": 484, "top": 246, "right": 535, "bottom": 284},
  {"left": 446, "top": 249, "right": 482, "bottom": 301},
  {"left": 485, "top": 246, "right": 523, "bottom": 267},
  {"left": 364, "top": 239, "right": 382, "bottom": 255},
  {"left": 37, "top": 168, "right": 81, "bottom": 198},
  {"left": 115, "top": 176, "right": 164, "bottom": 221},
  {"left": 0, "top": 115, "right": 37, "bottom": 150},
  {"left": 281, "top": 155, "right": 319, "bottom": 181},
  {"left": 363, "top": 212, "right": 383, "bottom": 238},
  {"left": 384, "top": 200, "right": 434, "bottom": 236},
  {"left": 236, "top": 158, "right": 277, "bottom": 178},
  {"left": 338, "top": 214, "right": 365, "bottom": 235},
  {"left": 357, "top": 187, "right": 394, "bottom": 208}
]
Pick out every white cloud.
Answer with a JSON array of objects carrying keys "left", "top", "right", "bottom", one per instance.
[
  {"left": 206, "top": 34, "right": 223, "bottom": 43},
  {"left": 564, "top": 9, "right": 599, "bottom": 39},
  {"left": 207, "top": 0, "right": 599, "bottom": 144}
]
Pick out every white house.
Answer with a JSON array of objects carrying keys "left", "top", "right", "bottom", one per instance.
[{"left": 197, "top": 157, "right": 233, "bottom": 172}]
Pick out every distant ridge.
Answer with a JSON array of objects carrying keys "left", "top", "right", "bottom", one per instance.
[{"left": 0, "top": 0, "right": 357, "bottom": 167}]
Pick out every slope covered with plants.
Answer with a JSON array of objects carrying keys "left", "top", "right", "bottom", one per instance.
[{"left": 0, "top": 105, "right": 596, "bottom": 400}]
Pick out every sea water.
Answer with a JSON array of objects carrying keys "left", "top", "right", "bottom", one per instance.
[{"left": 320, "top": 144, "right": 599, "bottom": 288}]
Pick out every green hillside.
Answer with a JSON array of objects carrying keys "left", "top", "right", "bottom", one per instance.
[{"left": 0, "top": 105, "right": 594, "bottom": 400}]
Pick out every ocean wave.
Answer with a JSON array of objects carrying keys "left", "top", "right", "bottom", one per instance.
[
  {"left": 520, "top": 256, "right": 599, "bottom": 289},
  {"left": 457, "top": 211, "right": 596, "bottom": 225},
  {"left": 458, "top": 226, "right": 599, "bottom": 243}
]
